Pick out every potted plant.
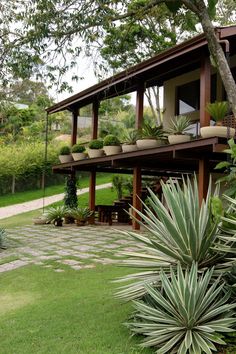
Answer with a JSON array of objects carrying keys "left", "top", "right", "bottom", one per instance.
[
  {"left": 201, "top": 101, "right": 235, "bottom": 138},
  {"left": 88, "top": 139, "right": 104, "bottom": 158},
  {"left": 167, "top": 115, "right": 192, "bottom": 144},
  {"left": 136, "top": 123, "right": 165, "bottom": 149},
  {"left": 44, "top": 206, "right": 66, "bottom": 227},
  {"left": 122, "top": 129, "right": 138, "bottom": 152},
  {"left": 71, "top": 207, "right": 93, "bottom": 226},
  {"left": 71, "top": 144, "right": 86, "bottom": 161},
  {"left": 64, "top": 208, "right": 75, "bottom": 224},
  {"left": 103, "top": 134, "right": 122, "bottom": 155},
  {"left": 59, "top": 145, "right": 73, "bottom": 163}
]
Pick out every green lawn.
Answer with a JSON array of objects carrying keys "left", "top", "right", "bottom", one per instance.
[
  {"left": 0, "top": 265, "right": 152, "bottom": 354},
  {"left": 0, "top": 173, "right": 112, "bottom": 207}
]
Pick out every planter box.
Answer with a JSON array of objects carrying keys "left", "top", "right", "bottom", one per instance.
[
  {"left": 103, "top": 145, "right": 122, "bottom": 155},
  {"left": 200, "top": 126, "right": 235, "bottom": 138},
  {"left": 168, "top": 134, "right": 191, "bottom": 144},
  {"left": 122, "top": 144, "right": 138, "bottom": 152},
  {"left": 87, "top": 149, "right": 104, "bottom": 158},
  {"left": 136, "top": 139, "right": 162, "bottom": 149},
  {"left": 72, "top": 152, "right": 86, "bottom": 161},
  {"left": 59, "top": 154, "right": 73, "bottom": 163}
]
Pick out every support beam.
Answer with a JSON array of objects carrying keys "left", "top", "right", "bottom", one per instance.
[
  {"left": 92, "top": 100, "right": 99, "bottom": 139},
  {"left": 198, "top": 159, "right": 209, "bottom": 204},
  {"left": 200, "top": 56, "right": 211, "bottom": 127},
  {"left": 89, "top": 171, "right": 96, "bottom": 224},
  {"left": 135, "top": 83, "right": 145, "bottom": 129},
  {"left": 132, "top": 167, "right": 142, "bottom": 230},
  {"left": 71, "top": 109, "right": 78, "bottom": 146}
]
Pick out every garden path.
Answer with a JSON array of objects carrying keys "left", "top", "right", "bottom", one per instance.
[
  {"left": 0, "top": 224, "right": 137, "bottom": 273},
  {"left": 0, "top": 183, "right": 112, "bottom": 219}
]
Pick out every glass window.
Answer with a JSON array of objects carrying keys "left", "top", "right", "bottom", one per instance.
[{"left": 177, "top": 80, "right": 200, "bottom": 115}]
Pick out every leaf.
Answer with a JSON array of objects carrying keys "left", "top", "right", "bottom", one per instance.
[{"left": 215, "top": 161, "right": 230, "bottom": 170}]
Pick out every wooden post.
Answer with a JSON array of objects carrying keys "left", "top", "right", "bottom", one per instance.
[
  {"left": 132, "top": 167, "right": 142, "bottom": 230},
  {"left": 89, "top": 100, "right": 99, "bottom": 224},
  {"left": 135, "top": 83, "right": 145, "bottom": 129},
  {"left": 200, "top": 56, "right": 211, "bottom": 127},
  {"left": 71, "top": 109, "right": 78, "bottom": 146},
  {"left": 198, "top": 159, "right": 209, "bottom": 204},
  {"left": 92, "top": 100, "right": 99, "bottom": 139}
]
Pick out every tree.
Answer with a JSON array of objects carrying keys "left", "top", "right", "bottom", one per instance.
[{"left": 1, "top": 0, "right": 236, "bottom": 115}]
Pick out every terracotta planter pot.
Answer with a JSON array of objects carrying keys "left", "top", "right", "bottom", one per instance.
[
  {"left": 59, "top": 154, "right": 73, "bottom": 163},
  {"left": 168, "top": 134, "right": 191, "bottom": 144},
  {"left": 103, "top": 145, "right": 122, "bottom": 155},
  {"left": 72, "top": 152, "right": 86, "bottom": 161},
  {"left": 200, "top": 126, "right": 235, "bottom": 138},
  {"left": 122, "top": 144, "right": 138, "bottom": 152},
  {"left": 87, "top": 149, "right": 104, "bottom": 158},
  {"left": 136, "top": 139, "right": 162, "bottom": 149}
]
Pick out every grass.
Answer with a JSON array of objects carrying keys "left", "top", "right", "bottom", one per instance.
[
  {"left": 0, "top": 173, "right": 112, "bottom": 207},
  {"left": 0, "top": 187, "right": 117, "bottom": 229},
  {"left": 0, "top": 265, "right": 152, "bottom": 354}
]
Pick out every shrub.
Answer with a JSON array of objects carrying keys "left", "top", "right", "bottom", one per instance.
[
  {"left": 116, "top": 177, "right": 236, "bottom": 300},
  {"left": 103, "top": 134, "right": 120, "bottom": 146},
  {"left": 44, "top": 206, "right": 66, "bottom": 226},
  {"left": 205, "top": 101, "right": 229, "bottom": 122},
  {"left": 64, "top": 175, "right": 78, "bottom": 209},
  {"left": 71, "top": 144, "right": 85, "bottom": 153},
  {"left": 59, "top": 145, "right": 71, "bottom": 155},
  {"left": 167, "top": 115, "right": 191, "bottom": 135},
  {"left": 128, "top": 263, "right": 236, "bottom": 354},
  {"left": 88, "top": 139, "right": 103, "bottom": 149},
  {"left": 140, "top": 123, "right": 164, "bottom": 139}
]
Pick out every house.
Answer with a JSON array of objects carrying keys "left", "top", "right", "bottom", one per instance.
[{"left": 46, "top": 25, "right": 236, "bottom": 230}]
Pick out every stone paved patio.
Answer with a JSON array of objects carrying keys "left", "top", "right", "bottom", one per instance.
[{"left": 0, "top": 224, "right": 140, "bottom": 273}]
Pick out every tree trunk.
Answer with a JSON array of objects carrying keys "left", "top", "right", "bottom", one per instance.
[
  {"left": 145, "top": 87, "right": 162, "bottom": 125},
  {"left": 12, "top": 175, "right": 15, "bottom": 194},
  {"left": 193, "top": 0, "right": 236, "bottom": 117}
]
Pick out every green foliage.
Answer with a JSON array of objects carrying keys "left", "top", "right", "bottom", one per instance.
[
  {"left": 0, "top": 228, "right": 7, "bottom": 249},
  {"left": 167, "top": 115, "right": 191, "bottom": 135},
  {"left": 88, "top": 139, "right": 103, "bottom": 149},
  {"left": 215, "top": 138, "right": 236, "bottom": 197},
  {"left": 205, "top": 101, "right": 229, "bottom": 122},
  {"left": 112, "top": 175, "right": 126, "bottom": 200},
  {"left": 128, "top": 263, "right": 235, "bottom": 354},
  {"left": 71, "top": 207, "right": 93, "bottom": 221},
  {"left": 116, "top": 177, "right": 236, "bottom": 300},
  {"left": 71, "top": 144, "right": 85, "bottom": 153},
  {"left": 139, "top": 123, "right": 164, "bottom": 139},
  {"left": 103, "top": 134, "right": 120, "bottom": 146},
  {"left": 122, "top": 129, "right": 139, "bottom": 144},
  {"left": 64, "top": 175, "right": 78, "bottom": 209},
  {"left": 59, "top": 145, "right": 71, "bottom": 155},
  {"left": 44, "top": 206, "right": 66, "bottom": 226}
]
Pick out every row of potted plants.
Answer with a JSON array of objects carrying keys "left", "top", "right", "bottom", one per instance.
[
  {"left": 59, "top": 101, "right": 235, "bottom": 162},
  {"left": 43, "top": 206, "right": 93, "bottom": 227}
]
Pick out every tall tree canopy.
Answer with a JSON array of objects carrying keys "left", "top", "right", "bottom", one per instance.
[{"left": 1, "top": 0, "right": 236, "bottom": 114}]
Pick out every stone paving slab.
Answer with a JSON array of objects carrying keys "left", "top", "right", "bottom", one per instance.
[{"left": 0, "top": 224, "right": 137, "bottom": 273}]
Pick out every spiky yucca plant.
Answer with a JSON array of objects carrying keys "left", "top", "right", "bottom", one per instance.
[
  {"left": 128, "top": 263, "right": 235, "bottom": 354},
  {"left": 167, "top": 115, "right": 191, "bottom": 135},
  {"left": 116, "top": 178, "right": 236, "bottom": 300}
]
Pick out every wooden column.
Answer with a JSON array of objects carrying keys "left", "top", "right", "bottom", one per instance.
[
  {"left": 199, "top": 56, "right": 211, "bottom": 203},
  {"left": 92, "top": 100, "right": 99, "bottom": 139},
  {"left": 132, "top": 85, "right": 144, "bottom": 230},
  {"left": 200, "top": 56, "right": 211, "bottom": 127},
  {"left": 132, "top": 167, "right": 142, "bottom": 230},
  {"left": 89, "top": 100, "right": 99, "bottom": 224},
  {"left": 135, "top": 83, "right": 145, "bottom": 129},
  {"left": 198, "top": 159, "right": 209, "bottom": 204},
  {"left": 71, "top": 109, "right": 78, "bottom": 146}
]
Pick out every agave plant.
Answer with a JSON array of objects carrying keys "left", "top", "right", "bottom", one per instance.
[
  {"left": 167, "top": 115, "right": 191, "bottom": 135},
  {"left": 116, "top": 177, "right": 236, "bottom": 300},
  {"left": 140, "top": 123, "right": 164, "bottom": 139},
  {"left": 44, "top": 206, "right": 66, "bottom": 226},
  {"left": 128, "top": 263, "right": 236, "bottom": 354}
]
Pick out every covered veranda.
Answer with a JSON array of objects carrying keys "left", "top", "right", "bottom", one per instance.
[{"left": 46, "top": 26, "right": 236, "bottom": 230}]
